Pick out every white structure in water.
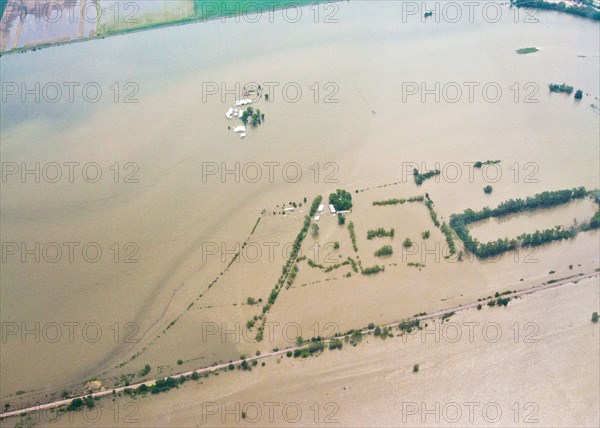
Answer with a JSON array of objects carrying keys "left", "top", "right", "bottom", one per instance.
[{"left": 235, "top": 98, "right": 253, "bottom": 106}]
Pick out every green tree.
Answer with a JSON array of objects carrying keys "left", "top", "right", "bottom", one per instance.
[
  {"left": 311, "top": 223, "right": 319, "bottom": 237},
  {"left": 592, "top": 312, "right": 599, "bottom": 323},
  {"left": 329, "top": 189, "right": 353, "bottom": 211},
  {"left": 484, "top": 185, "right": 493, "bottom": 194}
]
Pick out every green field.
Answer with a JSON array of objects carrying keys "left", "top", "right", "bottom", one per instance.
[{"left": 194, "top": 0, "right": 319, "bottom": 19}]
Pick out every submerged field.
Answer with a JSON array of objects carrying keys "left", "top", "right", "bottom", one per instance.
[
  {"left": 3, "top": 277, "right": 598, "bottom": 427},
  {"left": 0, "top": 0, "right": 599, "bottom": 422}
]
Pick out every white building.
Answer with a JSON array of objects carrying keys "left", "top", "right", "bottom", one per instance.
[
  {"left": 329, "top": 204, "right": 336, "bottom": 214},
  {"left": 317, "top": 204, "right": 324, "bottom": 213},
  {"left": 314, "top": 215, "right": 320, "bottom": 221}
]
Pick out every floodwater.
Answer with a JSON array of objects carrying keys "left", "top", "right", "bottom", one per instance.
[
  {"left": 469, "top": 198, "right": 599, "bottom": 242},
  {"left": 0, "top": 0, "right": 598, "bottom": 406}
]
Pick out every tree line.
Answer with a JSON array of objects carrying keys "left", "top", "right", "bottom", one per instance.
[{"left": 450, "top": 187, "right": 597, "bottom": 258}]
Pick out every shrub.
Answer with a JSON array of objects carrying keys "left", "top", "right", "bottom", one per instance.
[
  {"left": 367, "top": 228, "right": 395, "bottom": 240},
  {"left": 362, "top": 265, "right": 384, "bottom": 275},
  {"left": 139, "top": 364, "right": 151, "bottom": 377},
  {"left": 328, "top": 339, "right": 343, "bottom": 350},
  {"left": 403, "top": 238, "right": 413, "bottom": 248},
  {"left": 484, "top": 185, "right": 493, "bottom": 194},
  {"left": 413, "top": 364, "right": 419, "bottom": 373},
  {"left": 67, "top": 398, "right": 84, "bottom": 411},
  {"left": 176, "top": 359, "right": 183, "bottom": 365},
  {"left": 422, "top": 231, "right": 430, "bottom": 239},
  {"left": 441, "top": 312, "right": 454, "bottom": 321},
  {"left": 311, "top": 223, "right": 319, "bottom": 237},
  {"left": 592, "top": 312, "right": 599, "bottom": 323},
  {"left": 374, "top": 245, "right": 393, "bottom": 257},
  {"left": 399, "top": 319, "right": 420, "bottom": 333}
]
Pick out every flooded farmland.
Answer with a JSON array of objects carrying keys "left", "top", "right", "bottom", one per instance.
[{"left": 0, "top": 1, "right": 598, "bottom": 425}]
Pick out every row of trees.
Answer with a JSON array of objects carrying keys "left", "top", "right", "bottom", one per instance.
[
  {"left": 414, "top": 169, "right": 440, "bottom": 186},
  {"left": 474, "top": 160, "right": 500, "bottom": 168},
  {"left": 450, "top": 188, "right": 596, "bottom": 259},
  {"left": 513, "top": 0, "right": 600, "bottom": 20},
  {"left": 451, "top": 187, "right": 588, "bottom": 227},
  {"left": 548, "top": 83, "right": 574, "bottom": 94},
  {"left": 372, "top": 195, "right": 424, "bottom": 206}
]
